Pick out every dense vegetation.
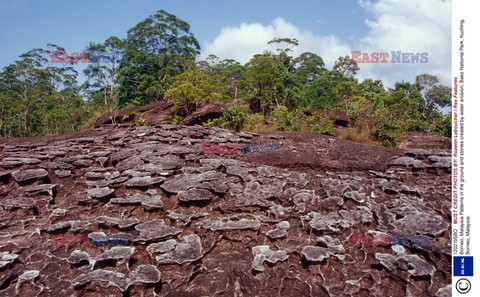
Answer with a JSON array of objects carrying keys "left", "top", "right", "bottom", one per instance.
[{"left": 0, "top": 10, "right": 451, "bottom": 146}]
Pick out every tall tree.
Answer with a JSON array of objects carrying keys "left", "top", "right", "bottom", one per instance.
[
  {"left": 243, "top": 53, "right": 283, "bottom": 114},
  {"left": 165, "top": 66, "right": 225, "bottom": 114},
  {"left": 116, "top": 10, "right": 200, "bottom": 108},
  {"left": 293, "top": 52, "right": 326, "bottom": 85},
  {"left": 415, "top": 74, "right": 452, "bottom": 120},
  {"left": 333, "top": 55, "right": 359, "bottom": 79},
  {"left": 83, "top": 36, "right": 125, "bottom": 107}
]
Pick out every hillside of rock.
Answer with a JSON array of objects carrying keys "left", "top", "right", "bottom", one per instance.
[{"left": 0, "top": 125, "right": 451, "bottom": 296}]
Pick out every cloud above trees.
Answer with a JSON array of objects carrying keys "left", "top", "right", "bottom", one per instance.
[{"left": 200, "top": 0, "right": 451, "bottom": 87}]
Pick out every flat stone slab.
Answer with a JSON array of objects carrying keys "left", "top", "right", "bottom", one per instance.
[
  {"left": 1, "top": 197, "right": 36, "bottom": 209},
  {"left": 124, "top": 176, "right": 165, "bottom": 187},
  {"left": 252, "top": 245, "right": 289, "bottom": 272},
  {"left": 201, "top": 219, "right": 261, "bottom": 231},
  {"left": 154, "top": 234, "right": 204, "bottom": 265},
  {"left": 12, "top": 169, "right": 48, "bottom": 182},
  {"left": 133, "top": 220, "right": 182, "bottom": 242},
  {"left": 87, "top": 187, "right": 114, "bottom": 199},
  {"left": 177, "top": 188, "right": 213, "bottom": 202}
]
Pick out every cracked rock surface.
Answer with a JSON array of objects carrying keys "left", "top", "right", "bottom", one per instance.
[{"left": 0, "top": 125, "right": 451, "bottom": 296}]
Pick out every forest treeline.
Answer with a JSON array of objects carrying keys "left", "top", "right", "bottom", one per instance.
[{"left": 0, "top": 10, "right": 451, "bottom": 146}]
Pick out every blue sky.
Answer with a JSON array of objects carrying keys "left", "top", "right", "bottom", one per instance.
[{"left": 0, "top": 0, "right": 451, "bottom": 86}]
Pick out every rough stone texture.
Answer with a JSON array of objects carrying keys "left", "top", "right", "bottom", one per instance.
[
  {"left": 12, "top": 169, "right": 48, "bottom": 182},
  {"left": 0, "top": 125, "right": 451, "bottom": 296},
  {"left": 251, "top": 245, "right": 289, "bottom": 272},
  {"left": 154, "top": 234, "right": 203, "bottom": 264}
]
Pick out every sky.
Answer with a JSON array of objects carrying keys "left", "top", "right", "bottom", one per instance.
[{"left": 0, "top": 0, "right": 451, "bottom": 87}]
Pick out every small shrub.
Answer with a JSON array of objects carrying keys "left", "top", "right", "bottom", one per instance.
[
  {"left": 434, "top": 115, "right": 451, "bottom": 137},
  {"left": 203, "top": 117, "right": 222, "bottom": 128},
  {"left": 172, "top": 115, "right": 184, "bottom": 125},
  {"left": 221, "top": 104, "right": 249, "bottom": 131},
  {"left": 310, "top": 114, "right": 334, "bottom": 135},
  {"left": 405, "top": 119, "right": 431, "bottom": 132},
  {"left": 204, "top": 104, "right": 249, "bottom": 131},
  {"left": 271, "top": 105, "right": 304, "bottom": 131},
  {"left": 375, "top": 121, "right": 402, "bottom": 147},
  {"left": 136, "top": 118, "right": 147, "bottom": 126}
]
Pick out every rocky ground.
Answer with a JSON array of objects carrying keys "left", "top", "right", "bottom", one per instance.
[{"left": 0, "top": 125, "right": 451, "bottom": 296}]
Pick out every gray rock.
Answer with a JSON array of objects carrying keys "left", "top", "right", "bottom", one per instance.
[
  {"left": 266, "top": 221, "right": 290, "bottom": 239},
  {"left": 68, "top": 250, "right": 91, "bottom": 265},
  {"left": 54, "top": 170, "right": 71, "bottom": 178},
  {"left": 124, "top": 176, "right": 164, "bottom": 187},
  {"left": 388, "top": 157, "right": 426, "bottom": 169},
  {"left": 201, "top": 219, "right": 261, "bottom": 231},
  {"left": 130, "top": 265, "right": 161, "bottom": 284},
  {"left": 87, "top": 187, "right": 114, "bottom": 199},
  {"left": 435, "top": 285, "right": 452, "bottom": 297},
  {"left": 155, "top": 234, "right": 203, "bottom": 265},
  {"left": 26, "top": 184, "right": 56, "bottom": 196},
  {"left": 177, "top": 188, "right": 213, "bottom": 202},
  {"left": 97, "top": 216, "right": 140, "bottom": 230},
  {"left": 12, "top": 169, "right": 48, "bottom": 182},
  {"left": 0, "top": 252, "right": 19, "bottom": 269},
  {"left": 252, "top": 245, "right": 289, "bottom": 272},
  {"left": 133, "top": 220, "right": 182, "bottom": 242},
  {"left": 95, "top": 246, "right": 135, "bottom": 261},
  {"left": 72, "top": 269, "right": 130, "bottom": 292},
  {"left": 73, "top": 159, "right": 93, "bottom": 167},
  {"left": 18, "top": 270, "right": 40, "bottom": 282},
  {"left": 1, "top": 197, "right": 36, "bottom": 209},
  {"left": 375, "top": 253, "right": 435, "bottom": 277},
  {"left": 147, "top": 239, "right": 177, "bottom": 256}
]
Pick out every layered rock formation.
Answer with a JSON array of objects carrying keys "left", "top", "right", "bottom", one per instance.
[{"left": 0, "top": 125, "right": 451, "bottom": 296}]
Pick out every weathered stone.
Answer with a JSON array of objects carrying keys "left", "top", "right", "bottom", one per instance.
[
  {"left": 97, "top": 216, "right": 140, "bottom": 230},
  {"left": 155, "top": 234, "right": 203, "bottom": 265},
  {"left": 3, "top": 157, "right": 41, "bottom": 165},
  {"left": 12, "top": 169, "right": 48, "bottom": 182},
  {"left": 133, "top": 220, "right": 182, "bottom": 242},
  {"left": 116, "top": 156, "right": 144, "bottom": 171},
  {"left": 1, "top": 197, "right": 36, "bottom": 209},
  {"left": 72, "top": 270, "right": 130, "bottom": 292},
  {"left": 54, "top": 170, "right": 71, "bottom": 178},
  {"left": 109, "top": 193, "right": 146, "bottom": 205},
  {"left": 130, "top": 265, "right": 161, "bottom": 284},
  {"left": 124, "top": 176, "right": 164, "bottom": 187},
  {"left": 87, "top": 187, "right": 114, "bottom": 199},
  {"left": 141, "top": 195, "right": 164, "bottom": 210},
  {"left": 302, "top": 236, "right": 345, "bottom": 262},
  {"left": 0, "top": 252, "right": 19, "bottom": 269},
  {"left": 26, "top": 184, "right": 56, "bottom": 196},
  {"left": 18, "top": 270, "right": 40, "bottom": 282},
  {"left": 177, "top": 188, "right": 212, "bottom": 202},
  {"left": 388, "top": 157, "right": 426, "bottom": 169},
  {"left": 251, "top": 245, "right": 288, "bottom": 272},
  {"left": 344, "top": 191, "right": 367, "bottom": 203},
  {"left": 73, "top": 159, "right": 93, "bottom": 167},
  {"left": 266, "top": 221, "right": 290, "bottom": 239},
  {"left": 68, "top": 250, "right": 91, "bottom": 265},
  {"left": 96, "top": 246, "right": 135, "bottom": 262},
  {"left": 435, "top": 285, "right": 452, "bottom": 297},
  {"left": 375, "top": 253, "right": 435, "bottom": 277},
  {"left": 202, "top": 219, "right": 261, "bottom": 231}
]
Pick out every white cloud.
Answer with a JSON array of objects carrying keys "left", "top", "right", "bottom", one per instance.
[
  {"left": 356, "top": 0, "right": 451, "bottom": 86},
  {"left": 201, "top": 0, "right": 451, "bottom": 87},
  {"left": 200, "top": 17, "right": 351, "bottom": 69}
]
